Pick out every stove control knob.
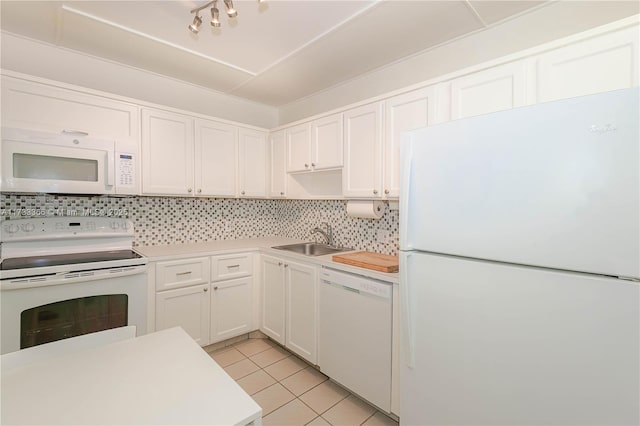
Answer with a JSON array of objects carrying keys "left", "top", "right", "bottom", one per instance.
[
  {"left": 21, "top": 223, "right": 36, "bottom": 232},
  {"left": 4, "top": 223, "right": 20, "bottom": 234}
]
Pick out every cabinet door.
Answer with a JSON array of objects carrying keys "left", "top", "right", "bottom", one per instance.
[
  {"left": 269, "top": 130, "right": 287, "bottom": 197},
  {"left": 343, "top": 102, "right": 384, "bottom": 198},
  {"left": 1, "top": 76, "right": 139, "bottom": 143},
  {"left": 450, "top": 61, "right": 526, "bottom": 120},
  {"left": 141, "top": 108, "right": 194, "bottom": 195},
  {"left": 261, "top": 256, "right": 286, "bottom": 345},
  {"left": 195, "top": 119, "right": 237, "bottom": 197},
  {"left": 536, "top": 26, "right": 639, "bottom": 103},
  {"left": 311, "top": 113, "right": 343, "bottom": 171},
  {"left": 156, "top": 284, "right": 210, "bottom": 346},
  {"left": 238, "top": 128, "right": 267, "bottom": 197},
  {"left": 211, "top": 277, "right": 252, "bottom": 343},
  {"left": 286, "top": 123, "right": 312, "bottom": 173},
  {"left": 285, "top": 260, "right": 318, "bottom": 364},
  {"left": 384, "top": 87, "right": 435, "bottom": 198}
]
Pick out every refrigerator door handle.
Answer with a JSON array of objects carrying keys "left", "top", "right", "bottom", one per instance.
[
  {"left": 401, "top": 252, "right": 415, "bottom": 369},
  {"left": 399, "top": 134, "right": 413, "bottom": 250}
]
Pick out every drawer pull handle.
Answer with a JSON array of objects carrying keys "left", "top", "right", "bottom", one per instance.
[
  {"left": 204, "top": 287, "right": 208, "bottom": 292},
  {"left": 213, "top": 286, "right": 219, "bottom": 290},
  {"left": 176, "top": 271, "right": 192, "bottom": 276},
  {"left": 62, "top": 130, "right": 89, "bottom": 136},
  {"left": 227, "top": 264, "right": 240, "bottom": 268}
]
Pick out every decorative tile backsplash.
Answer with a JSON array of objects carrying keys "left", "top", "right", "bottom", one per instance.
[{"left": 0, "top": 194, "right": 400, "bottom": 255}]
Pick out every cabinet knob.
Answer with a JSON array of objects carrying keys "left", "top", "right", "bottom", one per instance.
[
  {"left": 373, "top": 189, "right": 378, "bottom": 195},
  {"left": 198, "top": 189, "right": 202, "bottom": 194},
  {"left": 278, "top": 262, "right": 283, "bottom": 266},
  {"left": 384, "top": 189, "right": 390, "bottom": 195},
  {"left": 241, "top": 191, "right": 246, "bottom": 195},
  {"left": 284, "top": 264, "right": 289, "bottom": 268},
  {"left": 213, "top": 286, "right": 219, "bottom": 290},
  {"left": 304, "top": 163, "right": 309, "bottom": 168},
  {"left": 311, "top": 163, "right": 316, "bottom": 167},
  {"left": 188, "top": 188, "right": 193, "bottom": 193},
  {"left": 204, "top": 287, "right": 208, "bottom": 292},
  {"left": 280, "top": 192, "right": 284, "bottom": 196}
]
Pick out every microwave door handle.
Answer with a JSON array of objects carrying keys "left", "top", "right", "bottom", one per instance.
[{"left": 106, "top": 151, "right": 115, "bottom": 187}]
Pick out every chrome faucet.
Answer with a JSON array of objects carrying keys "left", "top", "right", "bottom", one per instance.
[{"left": 311, "top": 222, "right": 334, "bottom": 247}]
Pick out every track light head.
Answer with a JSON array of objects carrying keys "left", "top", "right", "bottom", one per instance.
[
  {"left": 224, "top": 0, "right": 237, "bottom": 18},
  {"left": 210, "top": 6, "right": 221, "bottom": 27},
  {"left": 188, "top": 14, "right": 202, "bottom": 33}
]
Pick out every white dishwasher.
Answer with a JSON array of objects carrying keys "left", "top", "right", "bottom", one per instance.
[{"left": 318, "top": 267, "right": 392, "bottom": 412}]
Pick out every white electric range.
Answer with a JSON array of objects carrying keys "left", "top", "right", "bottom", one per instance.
[{"left": 0, "top": 217, "right": 147, "bottom": 354}]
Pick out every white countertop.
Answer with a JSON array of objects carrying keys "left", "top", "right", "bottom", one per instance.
[
  {"left": 136, "top": 238, "right": 399, "bottom": 283},
  {"left": 1, "top": 327, "right": 262, "bottom": 425}
]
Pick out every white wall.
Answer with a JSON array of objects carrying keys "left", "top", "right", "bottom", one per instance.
[
  {"left": 278, "top": 1, "right": 640, "bottom": 124},
  {"left": 0, "top": 32, "right": 278, "bottom": 129}
]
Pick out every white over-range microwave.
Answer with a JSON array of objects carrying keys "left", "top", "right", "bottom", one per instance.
[{"left": 1, "top": 128, "right": 138, "bottom": 195}]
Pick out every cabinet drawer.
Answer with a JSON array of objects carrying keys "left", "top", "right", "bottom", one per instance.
[
  {"left": 211, "top": 253, "right": 253, "bottom": 281},
  {"left": 156, "top": 257, "right": 210, "bottom": 291}
]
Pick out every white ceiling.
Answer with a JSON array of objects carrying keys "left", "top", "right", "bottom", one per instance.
[{"left": 0, "top": 0, "right": 547, "bottom": 107}]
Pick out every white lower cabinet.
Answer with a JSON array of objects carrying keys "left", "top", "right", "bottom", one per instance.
[
  {"left": 261, "top": 256, "right": 286, "bottom": 345},
  {"left": 260, "top": 255, "right": 318, "bottom": 364},
  {"left": 285, "top": 260, "right": 318, "bottom": 364},
  {"left": 211, "top": 277, "right": 253, "bottom": 343},
  {"left": 154, "top": 252, "right": 254, "bottom": 347},
  {"left": 156, "top": 284, "right": 211, "bottom": 346}
]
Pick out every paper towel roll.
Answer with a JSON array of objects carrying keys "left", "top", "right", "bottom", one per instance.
[{"left": 346, "top": 200, "right": 385, "bottom": 219}]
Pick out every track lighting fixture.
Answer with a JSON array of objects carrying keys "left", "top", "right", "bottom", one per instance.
[
  {"left": 189, "top": 0, "right": 260, "bottom": 33},
  {"left": 188, "top": 14, "right": 203, "bottom": 33}
]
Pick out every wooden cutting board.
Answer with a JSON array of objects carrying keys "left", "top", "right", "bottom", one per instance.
[{"left": 332, "top": 251, "right": 399, "bottom": 273}]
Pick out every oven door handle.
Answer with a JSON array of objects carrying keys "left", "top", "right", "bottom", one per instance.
[{"left": 0, "top": 265, "right": 148, "bottom": 291}]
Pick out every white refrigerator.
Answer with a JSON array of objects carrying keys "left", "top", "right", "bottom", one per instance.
[{"left": 399, "top": 88, "right": 639, "bottom": 425}]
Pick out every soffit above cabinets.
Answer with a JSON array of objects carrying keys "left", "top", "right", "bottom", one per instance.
[{"left": 1, "top": 0, "right": 547, "bottom": 106}]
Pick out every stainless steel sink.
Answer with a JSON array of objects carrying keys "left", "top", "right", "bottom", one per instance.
[{"left": 272, "top": 242, "right": 352, "bottom": 257}]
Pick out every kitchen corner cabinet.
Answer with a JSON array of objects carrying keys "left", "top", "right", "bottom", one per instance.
[
  {"left": 269, "top": 130, "right": 287, "bottom": 197},
  {"left": 449, "top": 61, "right": 527, "bottom": 120},
  {"left": 261, "top": 255, "right": 318, "bottom": 364},
  {"left": 286, "top": 113, "right": 343, "bottom": 174},
  {"left": 343, "top": 102, "right": 384, "bottom": 198},
  {"left": 383, "top": 87, "right": 435, "bottom": 198},
  {"left": 238, "top": 128, "right": 268, "bottom": 198}
]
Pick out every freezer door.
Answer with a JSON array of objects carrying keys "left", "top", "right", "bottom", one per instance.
[
  {"left": 400, "top": 88, "right": 639, "bottom": 278},
  {"left": 399, "top": 251, "right": 639, "bottom": 426}
]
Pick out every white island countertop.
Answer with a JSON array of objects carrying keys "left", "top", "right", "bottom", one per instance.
[
  {"left": 136, "top": 237, "right": 399, "bottom": 283},
  {"left": 1, "top": 327, "right": 262, "bottom": 425}
]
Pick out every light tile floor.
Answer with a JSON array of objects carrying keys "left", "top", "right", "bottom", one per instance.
[{"left": 206, "top": 337, "right": 399, "bottom": 426}]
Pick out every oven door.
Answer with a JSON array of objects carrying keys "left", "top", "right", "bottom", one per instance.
[
  {"left": 1, "top": 128, "right": 115, "bottom": 194},
  {"left": 0, "top": 266, "right": 147, "bottom": 354}
]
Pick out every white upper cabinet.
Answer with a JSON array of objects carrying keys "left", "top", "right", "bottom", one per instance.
[
  {"left": 269, "top": 130, "right": 287, "bottom": 198},
  {"left": 1, "top": 76, "right": 139, "bottom": 143},
  {"left": 286, "top": 113, "right": 343, "bottom": 174},
  {"left": 383, "top": 87, "right": 435, "bottom": 198},
  {"left": 195, "top": 119, "right": 237, "bottom": 197},
  {"left": 141, "top": 108, "right": 194, "bottom": 196},
  {"left": 310, "top": 113, "right": 343, "bottom": 171},
  {"left": 238, "top": 128, "right": 268, "bottom": 198},
  {"left": 286, "top": 123, "right": 312, "bottom": 173},
  {"left": 535, "top": 26, "right": 639, "bottom": 103},
  {"left": 343, "top": 102, "right": 384, "bottom": 198},
  {"left": 450, "top": 61, "right": 527, "bottom": 120}
]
